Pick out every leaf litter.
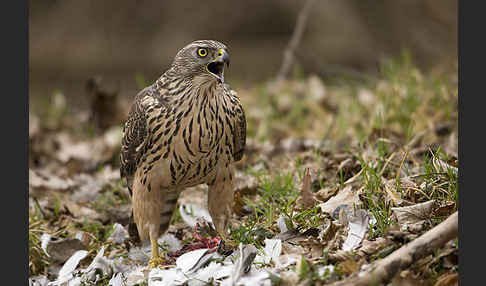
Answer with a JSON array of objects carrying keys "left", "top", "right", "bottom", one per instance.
[{"left": 29, "top": 58, "right": 458, "bottom": 285}]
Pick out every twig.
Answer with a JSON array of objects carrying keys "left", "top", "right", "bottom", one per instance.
[
  {"left": 276, "top": 0, "right": 317, "bottom": 81},
  {"left": 329, "top": 211, "right": 458, "bottom": 286}
]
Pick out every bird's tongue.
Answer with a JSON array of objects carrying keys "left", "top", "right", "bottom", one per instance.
[{"left": 208, "top": 62, "right": 225, "bottom": 83}]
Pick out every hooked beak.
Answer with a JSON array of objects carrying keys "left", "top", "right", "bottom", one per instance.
[
  {"left": 207, "top": 48, "right": 230, "bottom": 83},
  {"left": 216, "top": 48, "right": 230, "bottom": 67}
]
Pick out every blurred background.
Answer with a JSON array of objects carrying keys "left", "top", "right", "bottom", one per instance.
[{"left": 29, "top": 0, "right": 457, "bottom": 108}]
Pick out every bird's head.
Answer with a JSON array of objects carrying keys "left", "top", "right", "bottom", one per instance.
[{"left": 170, "top": 40, "right": 230, "bottom": 84}]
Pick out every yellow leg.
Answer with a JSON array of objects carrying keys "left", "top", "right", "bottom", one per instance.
[
  {"left": 207, "top": 167, "right": 239, "bottom": 253},
  {"left": 147, "top": 236, "right": 164, "bottom": 269}
]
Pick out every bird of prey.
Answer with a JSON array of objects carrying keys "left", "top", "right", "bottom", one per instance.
[{"left": 120, "top": 40, "right": 246, "bottom": 268}]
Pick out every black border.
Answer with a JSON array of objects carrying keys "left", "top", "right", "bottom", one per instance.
[
  {"left": 3, "top": 0, "right": 28, "bottom": 283},
  {"left": 459, "top": 0, "right": 481, "bottom": 285}
]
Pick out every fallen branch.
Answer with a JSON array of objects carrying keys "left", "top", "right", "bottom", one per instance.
[
  {"left": 276, "top": 0, "right": 317, "bottom": 81},
  {"left": 329, "top": 211, "right": 458, "bottom": 286}
]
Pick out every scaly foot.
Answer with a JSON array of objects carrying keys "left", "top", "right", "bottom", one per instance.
[{"left": 147, "top": 256, "right": 165, "bottom": 270}]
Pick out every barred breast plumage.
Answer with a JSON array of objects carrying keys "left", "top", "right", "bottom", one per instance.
[{"left": 120, "top": 40, "right": 246, "bottom": 268}]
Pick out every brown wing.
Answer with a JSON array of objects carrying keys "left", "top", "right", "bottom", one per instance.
[
  {"left": 233, "top": 102, "right": 247, "bottom": 162},
  {"left": 120, "top": 85, "right": 163, "bottom": 195}
]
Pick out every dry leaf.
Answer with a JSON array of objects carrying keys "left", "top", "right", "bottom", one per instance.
[
  {"left": 434, "top": 202, "right": 456, "bottom": 217},
  {"left": 318, "top": 219, "right": 340, "bottom": 242},
  {"left": 64, "top": 200, "right": 104, "bottom": 221},
  {"left": 357, "top": 237, "right": 389, "bottom": 256},
  {"left": 383, "top": 177, "right": 415, "bottom": 207},
  {"left": 48, "top": 238, "right": 87, "bottom": 263},
  {"left": 298, "top": 168, "right": 316, "bottom": 209},
  {"left": 392, "top": 200, "right": 436, "bottom": 232},
  {"left": 316, "top": 187, "right": 338, "bottom": 202},
  {"left": 319, "top": 185, "right": 360, "bottom": 215}
]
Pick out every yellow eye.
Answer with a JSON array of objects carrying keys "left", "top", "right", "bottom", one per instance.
[{"left": 197, "top": 48, "right": 208, "bottom": 57}]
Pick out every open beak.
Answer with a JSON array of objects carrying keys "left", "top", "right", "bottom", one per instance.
[{"left": 207, "top": 49, "right": 230, "bottom": 83}]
